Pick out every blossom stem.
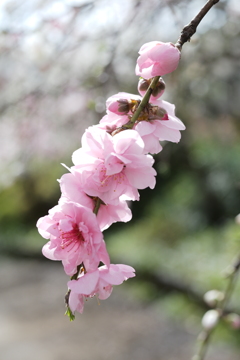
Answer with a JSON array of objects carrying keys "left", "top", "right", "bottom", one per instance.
[
  {"left": 65, "top": 263, "right": 86, "bottom": 321},
  {"left": 93, "top": 197, "right": 102, "bottom": 215},
  {"left": 121, "top": 76, "right": 160, "bottom": 130},
  {"left": 192, "top": 255, "right": 240, "bottom": 360},
  {"left": 71, "top": 264, "right": 82, "bottom": 280},
  {"left": 220, "top": 256, "right": 240, "bottom": 309}
]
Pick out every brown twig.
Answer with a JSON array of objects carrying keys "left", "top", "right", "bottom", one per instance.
[
  {"left": 175, "top": 0, "right": 220, "bottom": 50},
  {"left": 192, "top": 255, "right": 240, "bottom": 360}
]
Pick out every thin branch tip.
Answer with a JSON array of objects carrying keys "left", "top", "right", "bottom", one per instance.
[{"left": 175, "top": 0, "right": 220, "bottom": 50}]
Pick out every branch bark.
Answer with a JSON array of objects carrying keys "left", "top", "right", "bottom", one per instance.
[{"left": 175, "top": 0, "right": 220, "bottom": 50}]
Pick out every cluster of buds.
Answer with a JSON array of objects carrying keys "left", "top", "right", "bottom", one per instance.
[
  {"left": 37, "top": 41, "right": 184, "bottom": 319},
  {"left": 202, "top": 263, "right": 240, "bottom": 333},
  {"left": 202, "top": 290, "right": 240, "bottom": 331}
]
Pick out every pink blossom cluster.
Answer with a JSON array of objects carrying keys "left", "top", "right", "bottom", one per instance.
[{"left": 37, "top": 41, "right": 185, "bottom": 319}]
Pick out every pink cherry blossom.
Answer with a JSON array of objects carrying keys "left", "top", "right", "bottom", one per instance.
[
  {"left": 59, "top": 172, "right": 132, "bottom": 231},
  {"left": 97, "top": 93, "right": 137, "bottom": 132},
  {"left": 98, "top": 112, "right": 129, "bottom": 133},
  {"left": 135, "top": 41, "right": 180, "bottom": 79},
  {"left": 100, "top": 93, "right": 185, "bottom": 154},
  {"left": 135, "top": 99, "right": 185, "bottom": 153},
  {"left": 106, "top": 92, "right": 141, "bottom": 116},
  {"left": 68, "top": 264, "right": 135, "bottom": 314},
  {"left": 71, "top": 126, "right": 156, "bottom": 204},
  {"left": 37, "top": 200, "right": 110, "bottom": 276},
  {"left": 107, "top": 99, "right": 130, "bottom": 115}
]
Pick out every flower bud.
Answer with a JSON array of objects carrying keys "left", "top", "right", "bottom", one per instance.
[
  {"left": 203, "top": 290, "right": 224, "bottom": 308},
  {"left": 108, "top": 99, "right": 130, "bottom": 115},
  {"left": 202, "top": 310, "right": 219, "bottom": 331},
  {"left": 156, "top": 107, "right": 167, "bottom": 119},
  {"left": 138, "top": 77, "right": 165, "bottom": 101},
  {"left": 138, "top": 78, "right": 149, "bottom": 92},
  {"left": 224, "top": 313, "right": 240, "bottom": 329},
  {"left": 149, "top": 105, "right": 167, "bottom": 120},
  {"left": 136, "top": 41, "right": 181, "bottom": 79}
]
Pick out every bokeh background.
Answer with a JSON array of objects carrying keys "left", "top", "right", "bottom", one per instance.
[{"left": 1, "top": 0, "right": 240, "bottom": 359}]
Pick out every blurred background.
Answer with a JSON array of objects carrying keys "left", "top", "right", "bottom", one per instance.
[{"left": 1, "top": 0, "right": 240, "bottom": 359}]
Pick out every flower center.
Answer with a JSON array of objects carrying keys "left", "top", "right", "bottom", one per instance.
[
  {"left": 98, "top": 163, "right": 125, "bottom": 187},
  {"left": 60, "top": 223, "right": 84, "bottom": 252}
]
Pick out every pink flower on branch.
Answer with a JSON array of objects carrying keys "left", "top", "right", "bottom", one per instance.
[
  {"left": 36, "top": 27, "right": 188, "bottom": 320},
  {"left": 68, "top": 264, "right": 135, "bottom": 314},
  {"left": 37, "top": 200, "right": 110, "bottom": 276},
  {"left": 135, "top": 41, "right": 181, "bottom": 79},
  {"left": 106, "top": 92, "right": 141, "bottom": 116},
  {"left": 135, "top": 99, "right": 186, "bottom": 153},
  {"left": 100, "top": 93, "right": 185, "bottom": 154},
  {"left": 71, "top": 127, "right": 156, "bottom": 204},
  {"left": 59, "top": 172, "right": 132, "bottom": 231}
]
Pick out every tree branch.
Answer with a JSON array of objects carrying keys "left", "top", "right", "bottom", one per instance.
[
  {"left": 175, "top": 0, "right": 220, "bottom": 50},
  {"left": 192, "top": 255, "right": 240, "bottom": 360}
]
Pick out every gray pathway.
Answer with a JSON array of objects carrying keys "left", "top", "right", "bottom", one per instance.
[{"left": 0, "top": 259, "right": 239, "bottom": 360}]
